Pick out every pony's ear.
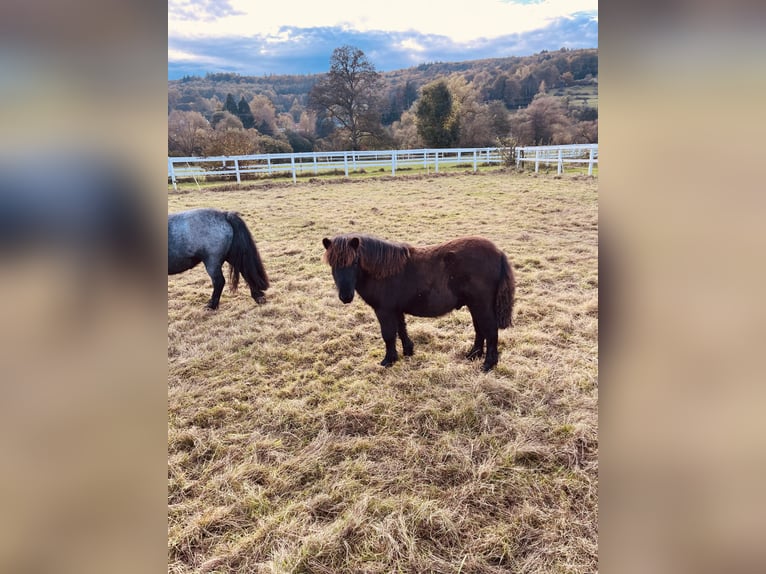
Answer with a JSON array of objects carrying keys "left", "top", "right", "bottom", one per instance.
[
  {"left": 322, "top": 237, "right": 331, "bottom": 250},
  {"left": 349, "top": 237, "right": 360, "bottom": 250}
]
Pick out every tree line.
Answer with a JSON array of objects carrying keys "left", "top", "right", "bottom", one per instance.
[{"left": 168, "top": 46, "right": 597, "bottom": 157}]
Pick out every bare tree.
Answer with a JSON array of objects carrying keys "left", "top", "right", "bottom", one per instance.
[
  {"left": 297, "top": 110, "right": 317, "bottom": 136},
  {"left": 309, "top": 45, "right": 384, "bottom": 150},
  {"left": 168, "top": 110, "right": 209, "bottom": 156},
  {"left": 445, "top": 75, "right": 497, "bottom": 147},
  {"left": 510, "top": 94, "right": 573, "bottom": 145},
  {"left": 389, "top": 109, "right": 423, "bottom": 149}
]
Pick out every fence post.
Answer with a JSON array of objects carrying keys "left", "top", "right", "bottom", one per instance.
[
  {"left": 267, "top": 156, "right": 272, "bottom": 175},
  {"left": 473, "top": 150, "right": 477, "bottom": 172},
  {"left": 343, "top": 152, "right": 349, "bottom": 177},
  {"left": 313, "top": 152, "right": 318, "bottom": 175},
  {"left": 235, "top": 158, "right": 241, "bottom": 184},
  {"left": 290, "top": 155, "right": 297, "bottom": 183},
  {"left": 169, "top": 158, "right": 177, "bottom": 191},
  {"left": 392, "top": 150, "right": 397, "bottom": 176},
  {"left": 588, "top": 147, "right": 595, "bottom": 176},
  {"left": 535, "top": 149, "right": 540, "bottom": 173},
  {"left": 557, "top": 149, "right": 563, "bottom": 175},
  {"left": 435, "top": 151, "right": 439, "bottom": 173}
]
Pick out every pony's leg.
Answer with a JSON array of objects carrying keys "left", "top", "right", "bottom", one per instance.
[
  {"left": 204, "top": 261, "right": 226, "bottom": 309},
  {"left": 469, "top": 303, "right": 499, "bottom": 372},
  {"left": 375, "top": 309, "right": 399, "bottom": 367},
  {"left": 482, "top": 326, "right": 500, "bottom": 373},
  {"left": 466, "top": 309, "right": 485, "bottom": 360},
  {"left": 397, "top": 313, "right": 414, "bottom": 356}
]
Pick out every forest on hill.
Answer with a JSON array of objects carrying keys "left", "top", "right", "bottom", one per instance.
[{"left": 168, "top": 47, "right": 597, "bottom": 156}]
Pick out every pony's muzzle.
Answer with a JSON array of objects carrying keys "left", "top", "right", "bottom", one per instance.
[{"left": 339, "top": 292, "right": 354, "bottom": 304}]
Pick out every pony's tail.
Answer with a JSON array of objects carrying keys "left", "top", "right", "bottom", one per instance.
[
  {"left": 496, "top": 253, "right": 515, "bottom": 329},
  {"left": 224, "top": 212, "right": 269, "bottom": 293}
]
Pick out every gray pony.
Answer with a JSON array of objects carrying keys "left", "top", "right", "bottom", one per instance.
[{"left": 168, "top": 208, "right": 269, "bottom": 309}]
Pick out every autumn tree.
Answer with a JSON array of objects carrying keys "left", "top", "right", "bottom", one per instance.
[
  {"left": 288, "top": 98, "right": 303, "bottom": 123},
  {"left": 415, "top": 80, "right": 459, "bottom": 147},
  {"left": 486, "top": 100, "right": 511, "bottom": 139},
  {"left": 510, "top": 93, "right": 573, "bottom": 145},
  {"left": 214, "top": 111, "right": 244, "bottom": 132},
  {"left": 309, "top": 45, "right": 384, "bottom": 150},
  {"left": 168, "top": 110, "right": 209, "bottom": 156},
  {"left": 168, "top": 87, "right": 180, "bottom": 113},
  {"left": 209, "top": 110, "right": 228, "bottom": 129},
  {"left": 248, "top": 94, "right": 277, "bottom": 136},
  {"left": 286, "top": 130, "right": 314, "bottom": 153},
  {"left": 382, "top": 80, "right": 418, "bottom": 125},
  {"left": 203, "top": 128, "right": 258, "bottom": 157},
  {"left": 275, "top": 112, "right": 295, "bottom": 133},
  {"left": 485, "top": 74, "right": 523, "bottom": 108},
  {"left": 444, "top": 75, "right": 497, "bottom": 147},
  {"left": 297, "top": 109, "right": 317, "bottom": 136},
  {"left": 389, "top": 109, "right": 423, "bottom": 149}
]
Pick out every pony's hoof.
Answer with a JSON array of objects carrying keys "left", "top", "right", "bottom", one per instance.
[
  {"left": 466, "top": 348, "right": 483, "bottom": 361},
  {"left": 380, "top": 357, "right": 397, "bottom": 367},
  {"left": 205, "top": 303, "right": 219, "bottom": 311},
  {"left": 255, "top": 296, "right": 267, "bottom": 304},
  {"left": 403, "top": 345, "right": 414, "bottom": 357},
  {"left": 480, "top": 362, "right": 496, "bottom": 373}
]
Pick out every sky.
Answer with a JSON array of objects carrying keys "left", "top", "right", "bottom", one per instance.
[{"left": 168, "top": 0, "right": 598, "bottom": 79}]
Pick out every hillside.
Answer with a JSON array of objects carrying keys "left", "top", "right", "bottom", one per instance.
[{"left": 168, "top": 48, "right": 598, "bottom": 125}]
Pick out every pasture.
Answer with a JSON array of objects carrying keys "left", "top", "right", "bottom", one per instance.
[
  {"left": 550, "top": 83, "right": 599, "bottom": 110},
  {"left": 168, "top": 171, "right": 598, "bottom": 573}
]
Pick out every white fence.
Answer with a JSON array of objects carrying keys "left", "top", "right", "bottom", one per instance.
[
  {"left": 168, "top": 144, "right": 597, "bottom": 189},
  {"left": 515, "top": 143, "right": 598, "bottom": 175}
]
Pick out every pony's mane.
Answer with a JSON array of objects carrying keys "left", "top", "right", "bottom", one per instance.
[{"left": 324, "top": 234, "right": 410, "bottom": 278}]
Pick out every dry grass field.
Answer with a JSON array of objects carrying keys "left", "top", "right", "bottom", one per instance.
[{"left": 168, "top": 171, "right": 598, "bottom": 573}]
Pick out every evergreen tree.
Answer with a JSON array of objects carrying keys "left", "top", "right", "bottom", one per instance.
[
  {"left": 416, "top": 80, "right": 459, "bottom": 148},
  {"left": 223, "top": 93, "right": 239, "bottom": 116},
  {"left": 237, "top": 96, "right": 255, "bottom": 129}
]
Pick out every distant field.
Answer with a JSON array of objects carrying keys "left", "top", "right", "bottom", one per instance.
[
  {"left": 551, "top": 83, "right": 599, "bottom": 109},
  {"left": 168, "top": 171, "right": 598, "bottom": 573}
]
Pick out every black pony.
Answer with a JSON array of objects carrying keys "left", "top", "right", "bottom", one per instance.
[
  {"left": 168, "top": 208, "right": 269, "bottom": 309},
  {"left": 323, "top": 234, "right": 515, "bottom": 372}
]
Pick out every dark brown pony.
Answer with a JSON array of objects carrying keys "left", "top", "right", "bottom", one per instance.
[{"left": 323, "top": 234, "right": 515, "bottom": 372}]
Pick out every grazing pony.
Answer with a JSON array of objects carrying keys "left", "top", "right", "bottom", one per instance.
[
  {"left": 168, "top": 208, "right": 269, "bottom": 309},
  {"left": 323, "top": 234, "right": 515, "bottom": 372}
]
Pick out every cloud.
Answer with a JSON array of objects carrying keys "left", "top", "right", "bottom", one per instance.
[
  {"left": 398, "top": 39, "right": 426, "bottom": 54},
  {"left": 168, "top": 13, "right": 597, "bottom": 79},
  {"left": 169, "top": 0, "right": 598, "bottom": 42},
  {"left": 168, "top": 0, "right": 244, "bottom": 22}
]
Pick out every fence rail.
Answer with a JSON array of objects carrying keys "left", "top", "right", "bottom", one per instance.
[
  {"left": 168, "top": 144, "right": 597, "bottom": 189},
  {"left": 515, "top": 143, "right": 598, "bottom": 175}
]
